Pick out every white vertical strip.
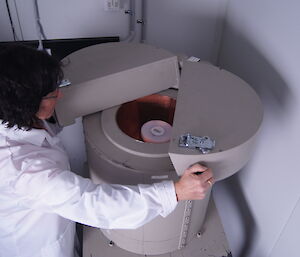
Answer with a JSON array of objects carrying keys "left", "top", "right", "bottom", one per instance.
[{"left": 132, "top": 0, "right": 143, "bottom": 42}]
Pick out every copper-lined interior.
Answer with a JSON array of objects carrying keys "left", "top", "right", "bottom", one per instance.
[{"left": 116, "top": 94, "right": 176, "bottom": 141}]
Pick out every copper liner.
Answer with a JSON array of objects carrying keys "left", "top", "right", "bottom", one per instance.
[{"left": 116, "top": 94, "right": 176, "bottom": 141}]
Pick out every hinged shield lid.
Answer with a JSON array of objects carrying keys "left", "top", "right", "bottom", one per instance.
[
  {"left": 169, "top": 61, "right": 263, "bottom": 180},
  {"left": 55, "top": 42, "right": 179, "bottom": 126}
]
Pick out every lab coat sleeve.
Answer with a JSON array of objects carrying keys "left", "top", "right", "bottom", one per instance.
[{"left": 11, "top": 156, "right": 178, "bottom": 229}]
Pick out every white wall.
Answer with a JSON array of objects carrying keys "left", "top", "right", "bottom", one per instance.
[
  {"left": 0, "top": 0, "right": 131, "bottom": 41},
  {"left": 214, "top": 0, "right": 300, "bottom": 256},
  {"left": 144, "top": 0, "right": 228, "bottom": 63},
  {"left": 1, "top": 0, "right": 228, "bottom": 65}
]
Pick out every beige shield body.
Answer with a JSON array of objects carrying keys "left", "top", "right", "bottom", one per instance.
[{"left": 55, "top": 43, "right": 263, "bottom": 255}]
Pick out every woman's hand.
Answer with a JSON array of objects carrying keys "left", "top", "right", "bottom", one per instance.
[{"left": 174, "top": 164, "right": 214, "bottom": 201}]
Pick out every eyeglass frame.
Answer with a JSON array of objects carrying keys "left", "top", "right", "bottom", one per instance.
[{"left": 41, "top": 79, "right": 69, "bottom": 100}]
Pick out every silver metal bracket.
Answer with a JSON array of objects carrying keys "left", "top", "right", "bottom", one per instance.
[
  {"left": 59, "top": 79, "right": 71, "bottom": 88},
  {"left": 179, "top": 134, "right": 215, "bottom": 154},
  {"left": 124, "top": 10, "right": 133, "bottom": 15},
  {"left": 136, "top": 19, "right": 145, "bottom": 24}
]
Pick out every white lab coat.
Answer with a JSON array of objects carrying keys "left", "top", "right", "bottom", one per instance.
[{"left": 0, "top": 121, "right": 177, "bottom": 257}]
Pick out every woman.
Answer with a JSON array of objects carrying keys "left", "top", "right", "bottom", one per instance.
[{"left": 0, "top": 44, "right": 214, "bottom": 257}]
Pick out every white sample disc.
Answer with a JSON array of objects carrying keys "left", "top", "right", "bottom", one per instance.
[{"left": 141, "top": 120, "right": 172, "bottom": 143}]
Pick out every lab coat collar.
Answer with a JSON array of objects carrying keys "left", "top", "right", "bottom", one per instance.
[{"left": 0, "top": 120, "right": 56, "bottom": 147}]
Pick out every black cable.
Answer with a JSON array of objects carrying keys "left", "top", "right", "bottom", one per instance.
[
  {"left": 13, "top": 0, "right": 24, "bottom": 40},
  {"left": 5, "top": 0, "right": 17, "bottom": 41}
]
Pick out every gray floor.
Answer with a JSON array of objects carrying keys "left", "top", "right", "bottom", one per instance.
[{"left": 83, "top": 198, "right": 231, "bottom": 257}]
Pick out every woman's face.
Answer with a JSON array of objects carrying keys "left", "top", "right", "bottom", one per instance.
[{"left": 36, "top": 88, "right": 63, "bottom": 120}]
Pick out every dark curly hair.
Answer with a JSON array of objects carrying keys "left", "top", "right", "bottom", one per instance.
[{"left": 0, "top": 44, "right": 63, "bottom": 130}]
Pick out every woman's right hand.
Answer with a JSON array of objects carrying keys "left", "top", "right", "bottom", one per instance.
[{"left": 174, "top": 163, "right": 214, "bottom": 201}]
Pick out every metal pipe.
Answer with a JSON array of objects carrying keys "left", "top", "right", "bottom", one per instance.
[
  {"left": 122, "top": 0, "right": 144, "bottom": 43},
  {"left": 132, "top": 0, "right": 143, "bottom": 42}
]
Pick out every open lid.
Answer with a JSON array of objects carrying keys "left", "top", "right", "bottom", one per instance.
[
  {"left": 55, "top": 42, "right": 179, "bottom": 126},
  {"left": 169, "top": 61, "right": 263, "bottom": 180}
]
